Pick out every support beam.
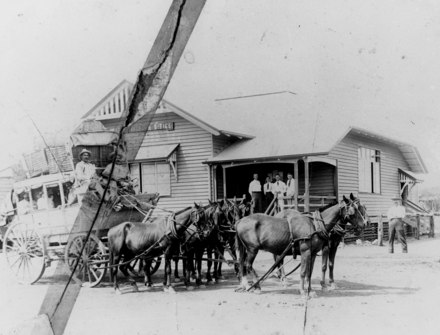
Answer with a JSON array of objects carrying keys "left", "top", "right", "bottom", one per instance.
[
  {"left": 213, "top": 165, "right": 218, "bottom": 201},
  {"left": 304, "top": 157, "right": 310, "bottom": 212},
  {"left": 294, "top": 161, "right": 299, "bottom": 211},
  {"left": 222, "top": 165, "right": 227, "bottom": 199}
]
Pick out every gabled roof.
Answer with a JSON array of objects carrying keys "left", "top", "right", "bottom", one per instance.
[
  {"left": 81, "top": 80, "right": 133, "bottom": 120},
  {"left": 183, "top": 93, "right": 428, "bottom": 173}
]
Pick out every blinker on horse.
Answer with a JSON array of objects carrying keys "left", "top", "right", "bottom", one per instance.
[
  {"left": 235, "top": 193, "right": 368, "bottom": 295},
  {"left": 107, "top": 204, "right": 206, "bottom": 294}
]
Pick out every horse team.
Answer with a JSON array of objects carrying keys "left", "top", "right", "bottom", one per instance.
[{"left": 108, "top": 194, "right": 369, "bottom": 295}]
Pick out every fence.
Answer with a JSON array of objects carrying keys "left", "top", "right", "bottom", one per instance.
[{"left": 344, "top": 213, "right": 435, "bottom": 244}]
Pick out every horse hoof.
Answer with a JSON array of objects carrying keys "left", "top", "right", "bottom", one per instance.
[
  {"left": 329, "top": 283, "right": 337, "bottom": 290},
  {"left": 254, "top": 288, "right": 262, "bottom": 295},
  {"left": 145, "top": 284, "right": 153, "bottom": 291},
  {"left": 164, "top": 286, "right": 176, "bottom": 294},
  {"left": 115, "top": 289, "right": 122, "bottom": 295}
]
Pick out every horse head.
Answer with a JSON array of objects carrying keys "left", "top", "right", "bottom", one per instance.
[{"left": 341, "top": 193, "right": 369, "bottom": 234}]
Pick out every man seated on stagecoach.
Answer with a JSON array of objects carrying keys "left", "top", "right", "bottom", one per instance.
[{"left": 74, "top": 148, "right": 96, "bottom": 203}]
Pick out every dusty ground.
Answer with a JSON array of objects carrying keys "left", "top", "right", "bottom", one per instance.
[{"left": 1, "top": 223, "right": 440, "bottom": 335}]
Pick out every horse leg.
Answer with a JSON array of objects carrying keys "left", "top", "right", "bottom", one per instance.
[
  {"left": 245, "top": 249, "right": 262, "bottom": 293},
  {"left": 320, "top": 245, "right": 329, "bottom": 290},
  {"left": 120, "top": 261, "right": 138, "bottom": 293},
  {"left": 143, "top": 258, "right": 153, "bottom": 289},
  {"left": 183, "top": 250, "right": 194, "bottom": 290},
  {"left": 274, "top": 254, "right": 288, "bottom": 287},
  {"left": 328, "top": 243, "right": 339, "bottom": 290},
  {"left": 307, "top": 253, "right": 317, "bottom": 297},
  {"left": 299, "top": 244, "right": 311, "bottom": 296},
  {"left": 206, "top": 247, "right": 213, "bottom": 283},
  {"left": 173, "top": 255, "right": 180, "bottom": 282},
  {"left": 110, "top": 252, "right": 122, "bottom": 295},
  {"left": 195, "top": 249, "right": 204, "bottom": 288},
  {"left": 216, "top": 244, "right": 225, "bottom": 280},
  {"left": 228, "top": 236, "right": 239, "bottom": 277},
  {"left": 163, "top": 253, "right": 176, "bottom": 294}
]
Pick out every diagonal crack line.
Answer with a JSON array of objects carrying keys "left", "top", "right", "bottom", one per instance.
[
  {"left": 155, "top": 0, "right": 187, "bottom": 70},
  {"left": 125, "top": 0, "right": 187, "bottom": 127}
]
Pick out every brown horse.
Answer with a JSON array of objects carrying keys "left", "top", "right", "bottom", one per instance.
[
  {"left": 107, "top": 204, "right": 206, "bottom": 294},
  {"left": 235, "top": 194, "right": 368, "bottom": 295}
]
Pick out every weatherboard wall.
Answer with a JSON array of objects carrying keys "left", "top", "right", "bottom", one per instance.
[
  {"left": 329, "top": 132, "right": 410, "bottom": 217},
  {"left": 126, "top": 111, "right": 212, "bottom": 211}
]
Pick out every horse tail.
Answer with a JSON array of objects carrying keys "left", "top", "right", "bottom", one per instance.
[{"left": 235, "top": 222, "right": 247, "bottom": 279}]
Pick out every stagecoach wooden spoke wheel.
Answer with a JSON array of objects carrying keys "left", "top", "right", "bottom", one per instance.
[
  {"left": 65, "top": 233, "right": 107, "bottom": 288},
  {"left": 2, "top": 221, "right": 46, "bottom": 285}
]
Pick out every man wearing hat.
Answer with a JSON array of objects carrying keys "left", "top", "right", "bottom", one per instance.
[
  {"left": 387, "top": 195, "right": 408, "bottom": 253},
  {"left": 74, "top": 149, "right": 96, "bottom": 203}
]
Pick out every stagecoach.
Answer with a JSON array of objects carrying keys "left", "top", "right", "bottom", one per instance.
[{"left": 0, "top": 172, "right": 163, "bottom": 287}]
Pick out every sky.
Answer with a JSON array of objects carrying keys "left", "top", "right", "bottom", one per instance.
[{"left": 1, "top": 0, "right": 440, "bottom": 189}]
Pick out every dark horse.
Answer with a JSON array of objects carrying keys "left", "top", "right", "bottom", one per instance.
[
  {"left": 107, "top": 204, "right": 206, "bottom": 294},
  {"left": 320, "top": 195, "right": 370, "bottom": 290},
  {"left": 178, "top": 202, "right": 220, "bottom": 289},
  {"left": 235, "top": 194, "right": 368, "bottom": 295}
]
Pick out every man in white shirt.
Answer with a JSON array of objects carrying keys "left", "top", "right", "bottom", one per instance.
[
  {"left": 387, "top": 195, "right": 407, "bottom": 253},
  {"left": 271, "top": 174, "right": 286, "bottom": 211},
  {"left": 248, "top": 173, "right": 263, "bottom": 213},
  {"left": 285, "top": 173, "right": 295, "bottom": 206},
  {"left": 74, "top": 149, "right": 96, "bottom": 203}
]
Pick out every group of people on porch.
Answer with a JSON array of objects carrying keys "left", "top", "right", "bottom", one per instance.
[{"left": 248, "top": 172, "right": 296, "bottom": 213}]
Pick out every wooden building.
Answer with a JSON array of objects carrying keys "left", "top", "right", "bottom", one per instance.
[{"left": 80, "top": 82, "right": 427, "bottom": 217}]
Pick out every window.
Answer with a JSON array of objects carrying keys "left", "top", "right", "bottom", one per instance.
[
  {"left": 358, "top": 147, "right": 381, "bottom": 193},
  {"left": 130, "top": 162, "right": 171, "bottom": 196}
]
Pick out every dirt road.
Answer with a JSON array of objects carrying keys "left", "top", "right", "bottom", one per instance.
[{"left": 2, "top": 235, "right": 440, "bottom": 335}]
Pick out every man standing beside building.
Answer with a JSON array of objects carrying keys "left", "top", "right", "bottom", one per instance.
[
  {"left": 263, "top": 176, "right": 274, "bottom": 212},
  {"left": 285, "top": 172, "right": 295, "bottom": 206},
  {"left": 272, "top": 174, "right": 286, "bottom": 212},
  {"left": 74, "top": 149, "right": 96, "bottom": 203},
  {"left": 387, "top": 195, "right": 408, "bottom": 253},
  {"left": 248, "top": 173, "right": 263, "bottom": 213}
]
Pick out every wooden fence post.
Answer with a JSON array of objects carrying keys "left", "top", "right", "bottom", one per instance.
[
  {"left": 429, "top": 215, "right": 435, "bottom": 238},
  {"left": 378, "top": 214, "right": 383, "bottom": 246},
  {"left": 415, "top": 214, "right": 420, "bottom": 240}
]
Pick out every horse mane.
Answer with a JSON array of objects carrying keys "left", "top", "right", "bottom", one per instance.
[{"left": 317, "top": 201, "right": 338, "bottom": 213}]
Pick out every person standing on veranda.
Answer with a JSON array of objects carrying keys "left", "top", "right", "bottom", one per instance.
[
  {"left": 74, "top": 149, "right": 96, "bottom": 204},
  {"left": 248, "top": 173, "right": 263, "bottom": 214},
  {"left": 271, "top": 174, "right": 286, "bottom": 212},
  {"left": 387, "top": 195, "right": 408, "bottom": 253},
  {"left": 285, "top": 173, "right": 295, "bottom": 207},
  {"left": 263, "top": 176, "right": 274, "bottom": 212}
]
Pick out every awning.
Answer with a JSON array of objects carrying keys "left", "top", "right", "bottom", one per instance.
[
  {"left": 134, "top": 144, "right": 179, "bottom": 161},
  {"left": 399, "top": 169, "right": 423, "bottom": 183},
  {"left": 70, "top": 119, "right": 119, "bottom": 146}
]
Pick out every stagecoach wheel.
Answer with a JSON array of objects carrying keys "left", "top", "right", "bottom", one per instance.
[
  {"left": 2, "top": 221, "right": 46, "bottom": 285},
  {"left": 65, "top": 234, "right": 107, "bottom": 288}
]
